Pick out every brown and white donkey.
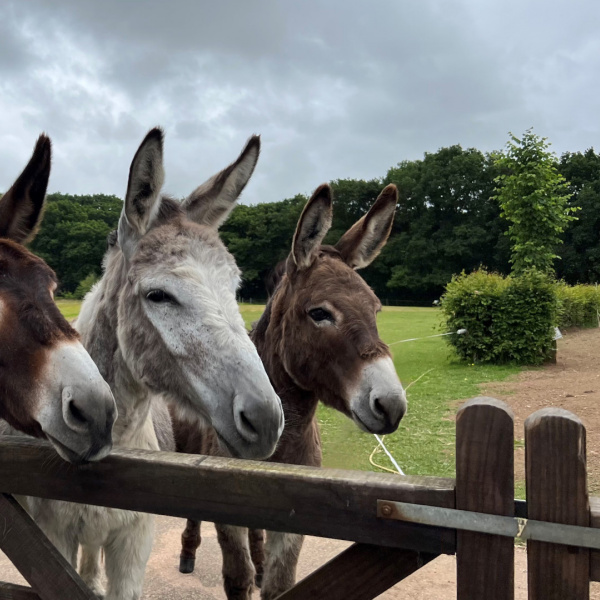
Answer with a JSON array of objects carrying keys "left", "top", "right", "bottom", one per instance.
[
  {"left": 173, "top": 183, "right": 406, "bottom": 600},
  {"left": 0, "top": 135, "right": 116, "bottom": 463}
]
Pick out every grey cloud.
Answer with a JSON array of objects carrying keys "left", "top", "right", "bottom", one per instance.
[{"left": 0, "top": 0, "right": 599, "bottom": 205}]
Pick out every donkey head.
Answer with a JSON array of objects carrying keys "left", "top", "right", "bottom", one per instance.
[
  {"left": 266, "top": 183, "right": 406, "bottom": 434},
  {"left": 116, "top": 129, "right": 283, "bottom": 459},
  {"left": 0, "top": 135, "right": 116, "bottom": 462}
]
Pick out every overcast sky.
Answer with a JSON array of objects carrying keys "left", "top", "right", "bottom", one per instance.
[{"left": 1, "top": 0, "right": 599, "bottom": 204}]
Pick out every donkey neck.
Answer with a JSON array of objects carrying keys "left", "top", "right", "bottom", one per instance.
[
  {"left": 251, "top": 299, "right": 319, "bottom": 431},
  {"left": 76, "top": 249, "right": 156, "bottom": 449}
]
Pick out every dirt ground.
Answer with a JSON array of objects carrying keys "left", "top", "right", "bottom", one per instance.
[
  {"left": 1, "top": 328, "right": 599, "bottom": 598},
  {"left": 483, "top": 327, "right": 600, "bottom": 493},
  {"left": 0, "top": 518, "right": 530, "bottom": 599}
]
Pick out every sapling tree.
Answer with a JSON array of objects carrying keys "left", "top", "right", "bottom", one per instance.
[{"left": 494, "top": 129, "right": 578, "bottom": 276}]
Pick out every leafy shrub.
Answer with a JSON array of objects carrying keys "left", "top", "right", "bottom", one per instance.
[
  {"left": 555, "top": 282, "right": 600, "bottom": 328},
  {"left": 71, "top": 273, "right": 100, "bottom": 300},
  {"left": 441, "top": 269, "right": 557, "bottom": 365}
]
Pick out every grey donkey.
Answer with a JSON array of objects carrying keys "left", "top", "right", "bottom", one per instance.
[{"left": 17, "top": 129, "right": 284, "bottom": 600}]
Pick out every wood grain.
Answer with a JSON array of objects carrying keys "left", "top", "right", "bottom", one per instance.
[
  {"left": 275, "top": 543, "right": 437, "bottom": 600},
  {"left": 0, "top": 583, "right": 39, "bottom": 600},
  {"left": 525, "top": 408, "right": 589, "bottom": 600},
  {"left": 0, "top": 436, "right": 455, "bottom": 554},
  {"left": 589, "top": 496, "right": 600, "bottom": 581},
  {"left": 455, "top": 397, "right": 514, "bottom": 600},
  {"left": 0, "top": 494, "right": 95, "bottom": 600}
]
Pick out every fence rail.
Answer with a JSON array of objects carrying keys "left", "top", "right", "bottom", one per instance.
[
  {"left": 0, "top": 397, "right": 598, "bottom": 599},
  {"left": 0, "top": 436, "right": 455, "bottom": 554}
]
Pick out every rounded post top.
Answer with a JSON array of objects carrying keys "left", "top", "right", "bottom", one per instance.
[
  {"left": 525, "top": 406, "right": 584, "bottom": 429},
  {"left": 456, "top": 396, "right": 514, "bottom": 420}
]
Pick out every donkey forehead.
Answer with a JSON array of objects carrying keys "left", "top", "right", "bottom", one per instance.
[
  {"left": 0, "top": 277, "right": 76, "bottom": 346},
  {"left": 0, "top": 241, "right": 58, "bottom": 293},
  {"left": 131, "top": 222, "right": 240, "bottom": 281},
  {"left": 294, "top": 255, "right": 381, "bottom": 310}
]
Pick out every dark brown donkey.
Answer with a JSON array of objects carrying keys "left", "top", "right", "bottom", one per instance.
[
  {"left": 174, "top": 183, "right": 406, "bottom": 600},
  {"left": 0, "top": 135, "right": 116, "bottom": 463}
]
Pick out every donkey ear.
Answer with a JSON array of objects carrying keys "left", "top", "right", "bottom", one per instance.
[
  {"left": 0, "top": 134, "right": 51, "bottom": 244},
  {"left": 292, "top": 184, "right": 333, "bottom": 270},
  {"left": 182, "top": 135, "right": 260, "bottom": 229},
  {"left": 118, "top": 128, "right": 165, "bottom": 260},
  {"left": 335, "top": 184, "right": 397, "bottom": 269}
]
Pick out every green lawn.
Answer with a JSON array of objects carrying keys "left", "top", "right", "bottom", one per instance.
[
  {"left": 57, "top": 300, "right": 522, "bottom": 482},
  {"left": 316, "top": 307, "right": 521, "bottom": 480},
  {"left": 55, "top": 299, "right": 83, "bottom": 321}
]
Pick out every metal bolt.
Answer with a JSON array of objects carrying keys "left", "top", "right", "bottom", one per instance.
[{"left": 380, "top": 503, "right": 393, "bottom": 517}]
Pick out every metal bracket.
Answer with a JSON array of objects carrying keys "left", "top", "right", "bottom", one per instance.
[{"left": 378, "top": 500, "right": 600, "bottom": 550}]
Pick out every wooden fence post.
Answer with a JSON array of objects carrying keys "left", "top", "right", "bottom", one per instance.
[
  {"left": 456, "top": 397, "right": 515, "bottom": 600},
  {"left": 0, "top": 494, "right": 96, "bottom": 600},
  {"left": 525, "top": 408, "right": 589, "bottom": 600}
]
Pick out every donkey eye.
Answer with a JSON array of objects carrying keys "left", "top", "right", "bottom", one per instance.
[
  {"left": 145, "top": 289, "right": 176, "bottom": 304},
  {"left": 308, "top": 308, "right": 333, "bottom": 323}
]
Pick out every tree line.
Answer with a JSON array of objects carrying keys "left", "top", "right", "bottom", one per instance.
[{"left": 22, "top": 144, "right": 600, "bottom": 302}]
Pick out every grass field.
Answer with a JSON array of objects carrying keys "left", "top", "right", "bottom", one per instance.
[
  {"left": 56, "top": 299, "right": 521, "bottom": 480},
  {"left": 55, "top": 299, "right": 83, "bottom": 321}
]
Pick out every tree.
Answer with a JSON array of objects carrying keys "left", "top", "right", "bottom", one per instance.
[
  {"left": 557, "top": 149, "right": 600, "bottom": 283},
  {"left": 30, "top": 193, "right": 122, "bottom": 292},
  {"left": 494, "top": 130, "right": 578, "bottom": 276},
  {"left": 220, "top": 195, "right": 307, "bottom": 299},
  {"left": 383, "top": 145, "right": 508, "bottom": 301}
]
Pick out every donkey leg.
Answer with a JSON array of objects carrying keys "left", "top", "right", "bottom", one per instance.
[
  {"left": 248, "top": 529, "right": 265, "bottom": 588},
  {"left": 80, "top": 545, "right": 105, "bottom": 598},
  {"left": 216, "top": 523, "right": 255, "bottom": 600},
  {"left": 260, "top": 531, "right": 304, "bottom": 600},
  {"left": 32, "top": 509, "right": 79, "bottom": 569},
  {"left": 104, "top": 514, "right": 154, "bottom": 600},
  {"left": 179, "top": 519, "right": 202, "bottom": 574}
]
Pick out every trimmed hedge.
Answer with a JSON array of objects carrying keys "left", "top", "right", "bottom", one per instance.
[
  {"left": 556, "top": 282, "right": 600, "bottom": 329},
  {"left": 441, "top": 269, "right": 557, "bottom": 365}
]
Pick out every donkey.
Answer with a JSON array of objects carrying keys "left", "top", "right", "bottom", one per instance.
[
  {"left": 0, "top": 134, "right": 116, "bottom": 463},
  {"left": 21, "top": 128, "right": 284, "bottom": 600},
  {"left": 174, "top": 183, "right": 406, "bottom": 600}
]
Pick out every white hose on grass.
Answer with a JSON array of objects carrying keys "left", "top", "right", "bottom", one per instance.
[{"left": 368, "top": 368, "right": 436, "bottom": 476}]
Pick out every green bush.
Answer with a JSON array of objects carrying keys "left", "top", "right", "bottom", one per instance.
[
  {"left": 70, "top": 273, "right": 100, "bottom": 300},
  {"left": 556, "top": 282, "right": 600, "bottom": 328},
  {"left": 441, "top": 269, "right": 557, "bottom": 365}
]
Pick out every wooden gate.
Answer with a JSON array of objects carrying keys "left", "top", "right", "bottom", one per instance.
[{"left": 0, "top": 396, "right": 598, "bottom": 599}]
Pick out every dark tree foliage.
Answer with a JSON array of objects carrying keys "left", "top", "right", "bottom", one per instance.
[
  {"left": 12, "top": 144, "right": 600, "bottom": 301},
  {"left": 382, "top": 145, "right": 510, "bottom": 301},
  {"left": 326, "top": 178, "right": 391, "bottom": 297},
  {"left": 29, "top": 193, "right": 122, "bottom": 293},
  {"left": 220, "top": 194, "right": 306, "bottom": 298},
  {"left": 557, "top": 149, "right": 600, "bottom": 284}
]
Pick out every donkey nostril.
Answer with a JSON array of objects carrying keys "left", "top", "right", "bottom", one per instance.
[
  {"left": 67, "top": 400, "right": 88, "bottom": 426},
  {"left": 373, "top": 397, "right": 384, "bottom": 417},
  {"left": 239, "top": 411, "right": 258, "bottom": 437}
]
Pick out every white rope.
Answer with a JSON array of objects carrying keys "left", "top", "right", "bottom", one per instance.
[
  {"left": 368, "top": 368, "right": 436, "bottom": 476},
  {"left": 374, "top": 435, "right": 405, "bottom": 475},
  {"left": 368, "top": 329, "right": 467, "bottom": 475},
  {"left": 388, "top": 328, "right": 467, "bottom": 346}
]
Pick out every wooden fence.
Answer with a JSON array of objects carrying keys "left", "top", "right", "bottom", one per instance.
[{"left": 0, "top": 396, "right": 598, "bottom": 599}]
